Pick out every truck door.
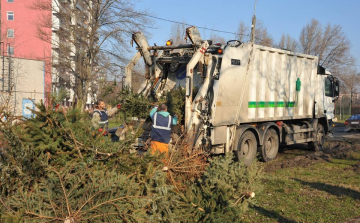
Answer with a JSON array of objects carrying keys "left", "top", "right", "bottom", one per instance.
[{"left": 324, "top": 76, "right": 338, "bottom": 120}]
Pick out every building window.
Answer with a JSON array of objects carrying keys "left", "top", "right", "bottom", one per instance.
[
  {"left": 7, "top": 12, "right": 14, "bottom": 20},
  {"left": 7, "top": 29, "right": 14, "bottom": 38},
  {"left": 7, "top": 46, "right": 14, "bottom": 55},
  {"left": 7, "top": 0, "right": 14, "bottom": 2}
]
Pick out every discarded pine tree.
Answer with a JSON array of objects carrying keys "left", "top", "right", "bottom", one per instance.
[{"left": 0, "top": 92, "right": 263, "bottom": 222}]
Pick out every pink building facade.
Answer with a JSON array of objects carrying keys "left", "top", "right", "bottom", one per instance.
[{"left": 1, "top": 0, "right": 52, "bottom": 97}]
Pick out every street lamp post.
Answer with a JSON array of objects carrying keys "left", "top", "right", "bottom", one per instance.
[{"left": 340, "top": 95, "right": 342, "bottom": 120}]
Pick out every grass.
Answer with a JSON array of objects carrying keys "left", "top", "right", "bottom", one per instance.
[
  {"left": 242, "top": 151, "right": 360, "bottom": 222},
  {"left": 336, "top": 120, "right": 346, "bottom": 124},
  {"left": 335, "top": 115, "right": 353, "bottom": 122},
  {"left": 108, "top": 119, "right": 123, "bottom": 129}
]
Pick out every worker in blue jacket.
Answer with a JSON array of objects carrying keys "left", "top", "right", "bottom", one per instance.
[
  {"left": 92, "top": 99, "right": 121, "bottom": 138},
  {"left": 149, "top": 104, "right": 178, "bottom": 159}
]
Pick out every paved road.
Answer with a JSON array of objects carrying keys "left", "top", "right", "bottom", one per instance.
[{"left": 332, "top": 126, "right": 360, "bottom": 140}]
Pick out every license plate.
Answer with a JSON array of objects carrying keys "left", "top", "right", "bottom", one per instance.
[{"left": 351, "top": 122, "right": 359, "bottom": 124}]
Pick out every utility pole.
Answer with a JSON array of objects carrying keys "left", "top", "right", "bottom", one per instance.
[{"left": 250, "top": 0, "right": 258, "bottom": 44}]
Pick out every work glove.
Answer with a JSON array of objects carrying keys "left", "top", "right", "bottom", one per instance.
[
  {"left": 117, "top": 104, "right": 121, "bottom": 109},
  {"left": 98, "top": 128, "right": 107, "bottom": 136}
]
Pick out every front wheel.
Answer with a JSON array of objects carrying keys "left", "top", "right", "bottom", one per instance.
[
  {"left": 234, "top": 130, "right": 257, "bottom": 166},
  {"left": 309, "top": 123, "right": 325, "bottom": 151}
]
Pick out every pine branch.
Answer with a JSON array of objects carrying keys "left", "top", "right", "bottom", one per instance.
[
  {"left": 63, "top": 113, "right": 83, "bottom": 158},
  {"left": 47, "top": 189, "right": 60, "bottom": 218},
  {"left": 0, "top": 197, "right": 14, "bottom": 213},
  {"left": 51, "top": 166, "right": 72, "bottom": 218},
  {"left": 25, "top": 211, "right": 63, "bottom": 221},
  {"left": 74, "top": 172, "right": 137, "bottom": 217},
  {"left": 172, "top": 152, "right": 207, "bottom": 167},
  {"left": 170, "top": 164, "right": 207, "bottom": 170},
  {"left": 77, "top": 196, "right": 148, "bottom": 219},
  {"left": 74, "top": 137, "right": 134, "bottom": 157},
  {"left": 81, "top": 212, "right": 119, "bottom": 221}
]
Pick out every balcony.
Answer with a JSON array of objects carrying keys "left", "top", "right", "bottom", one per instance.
[{"left": 75, "top": 2, "right": 84, "bottom": 11}]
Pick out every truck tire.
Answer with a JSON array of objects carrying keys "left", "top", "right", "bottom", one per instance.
[
  {"left": 260, "top": 129, "right": 279, "bottom": 162},
  {"left": 309, "top": 123, "right": 325, "bottom": 151},
  {"left": 235, "top": 130, "right": 257, "bottom": 166}
]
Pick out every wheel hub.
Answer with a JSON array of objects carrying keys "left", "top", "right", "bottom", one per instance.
[
  {"left": 265, "top": 138, "right": 272, "bottom": 152},
  {"left": 242, "top": 140, "right": 250, "bottom": 155}
]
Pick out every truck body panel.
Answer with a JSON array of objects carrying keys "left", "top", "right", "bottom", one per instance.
[{"left": 211, "top": 43, "right": 325, "bottom": 126}]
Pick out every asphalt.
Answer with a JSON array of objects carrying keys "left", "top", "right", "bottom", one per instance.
[{"left": 332, "top": 126, "right": 360, "bottom": 139}]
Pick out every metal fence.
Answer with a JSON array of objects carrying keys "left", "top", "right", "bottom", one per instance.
[{"left": 334, "top": 94, "right": 360, "bottom": 120}]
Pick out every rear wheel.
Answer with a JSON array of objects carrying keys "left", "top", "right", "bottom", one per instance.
[
  {"left": 309, "top": 123, "right": 325, "bottom": 151},
  {"left": 235, "top": 130, "right": 257, "bottom": 166},
  {"left": 260, "top": 129, "right": 279, "bottom": 162}
]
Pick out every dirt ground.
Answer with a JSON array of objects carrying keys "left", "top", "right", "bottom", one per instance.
[{"left": 264, "top": 128, "right": 360, "bottom": 173}]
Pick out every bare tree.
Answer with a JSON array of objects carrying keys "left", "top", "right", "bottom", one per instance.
[
  {"left": 169, "top": 22, "right": 226, "bottom": 45},
  {"left": 299, "top": 19, "right": 355, "bottom": 73},
  {"left": 168, "top": 22, "right": 187, "bottom": 45},
  {"left": 299, "top": 19, "right": 322, "bottom": 55},
  {"left": 31, "top": 0, "right": 151, "bottom": 109},
  {"left": 278, "top": 34, "right": 298, "bottom": 51},
  {"left": 237, "top": 21, "right": 249, "bottom": 43},
  {"left": 209, "top": 33, "right": 226, "bottom": 45},
  {"left": 237, "top": 20, "right": 274, "bottom": 47},
  {"left": 337, "top": 68, "right": 360, "bottom": 115},
  {"left": 255, "top": 20, "right": 274, "bottom": 47}
]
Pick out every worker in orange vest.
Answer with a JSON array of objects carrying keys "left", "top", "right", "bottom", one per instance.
[{"left": 149, "top": 104, "right": 178, "bottom": 167}]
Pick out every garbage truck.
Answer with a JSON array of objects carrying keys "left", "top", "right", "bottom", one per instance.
[{"left": 126, "top": 26, "right": 339, "bottom": 164}]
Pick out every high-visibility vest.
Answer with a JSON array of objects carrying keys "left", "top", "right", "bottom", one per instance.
[
  {"left": 152, "top": 113, "right": 171, "bottom": 130},
  {"left": 94, "top": 109, "right": 109, "bottom": 129},
  {"left": 150, "top": 112, "right": 172, "bottom": 143}
]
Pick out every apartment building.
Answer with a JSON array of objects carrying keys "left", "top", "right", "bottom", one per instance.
[
  {"left": 0, "top": 0, "right": 51, "bottom": 96},
  {"left": 0, "top": 0, "right": 95, "bottom": 111},
  {"left": 52, "top": 0, "right": 95, "bottom": 107}
]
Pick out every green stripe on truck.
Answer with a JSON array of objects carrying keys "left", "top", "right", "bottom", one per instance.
[{"left": 248, "top": 101, "right": 296, "bottom": 108}]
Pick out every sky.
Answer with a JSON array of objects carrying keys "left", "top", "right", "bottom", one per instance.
[{"left": 133, "top": 0, "right": 360, "bottom": 70}]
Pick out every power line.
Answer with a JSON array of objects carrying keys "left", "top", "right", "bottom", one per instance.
[
  {"left": 119, "top": 7, "right": 360, "bottom": 68},
  {"left": 117, "top": 6, "right": 250, "bottom": 38},
  {"left": 120, "top": 7, "right": 296, "bottom": 50}
]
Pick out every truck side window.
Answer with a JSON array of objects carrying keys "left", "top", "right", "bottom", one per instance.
[
  {"left": 334, "top": 79, "right": 340, "bottom": 97},
  {"left": 325, "top": 78, "right": 333, "bottom": 97}
]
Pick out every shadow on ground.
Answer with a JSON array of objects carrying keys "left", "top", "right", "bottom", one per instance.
[
  {"left": 251, "top": 205, "right": 298, "bottom": 223},
  {"left": 294, "top": 178, "right": 360, "bottom": 200}
]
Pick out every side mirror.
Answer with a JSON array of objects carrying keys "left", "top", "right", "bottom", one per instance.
[{"left": 317, "top": 65, "right": 326, "bottom": 75}]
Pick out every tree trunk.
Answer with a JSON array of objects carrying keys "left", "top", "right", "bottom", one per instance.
[{"left": 349, "top": 92, "right": 352, "bottom": 115}]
